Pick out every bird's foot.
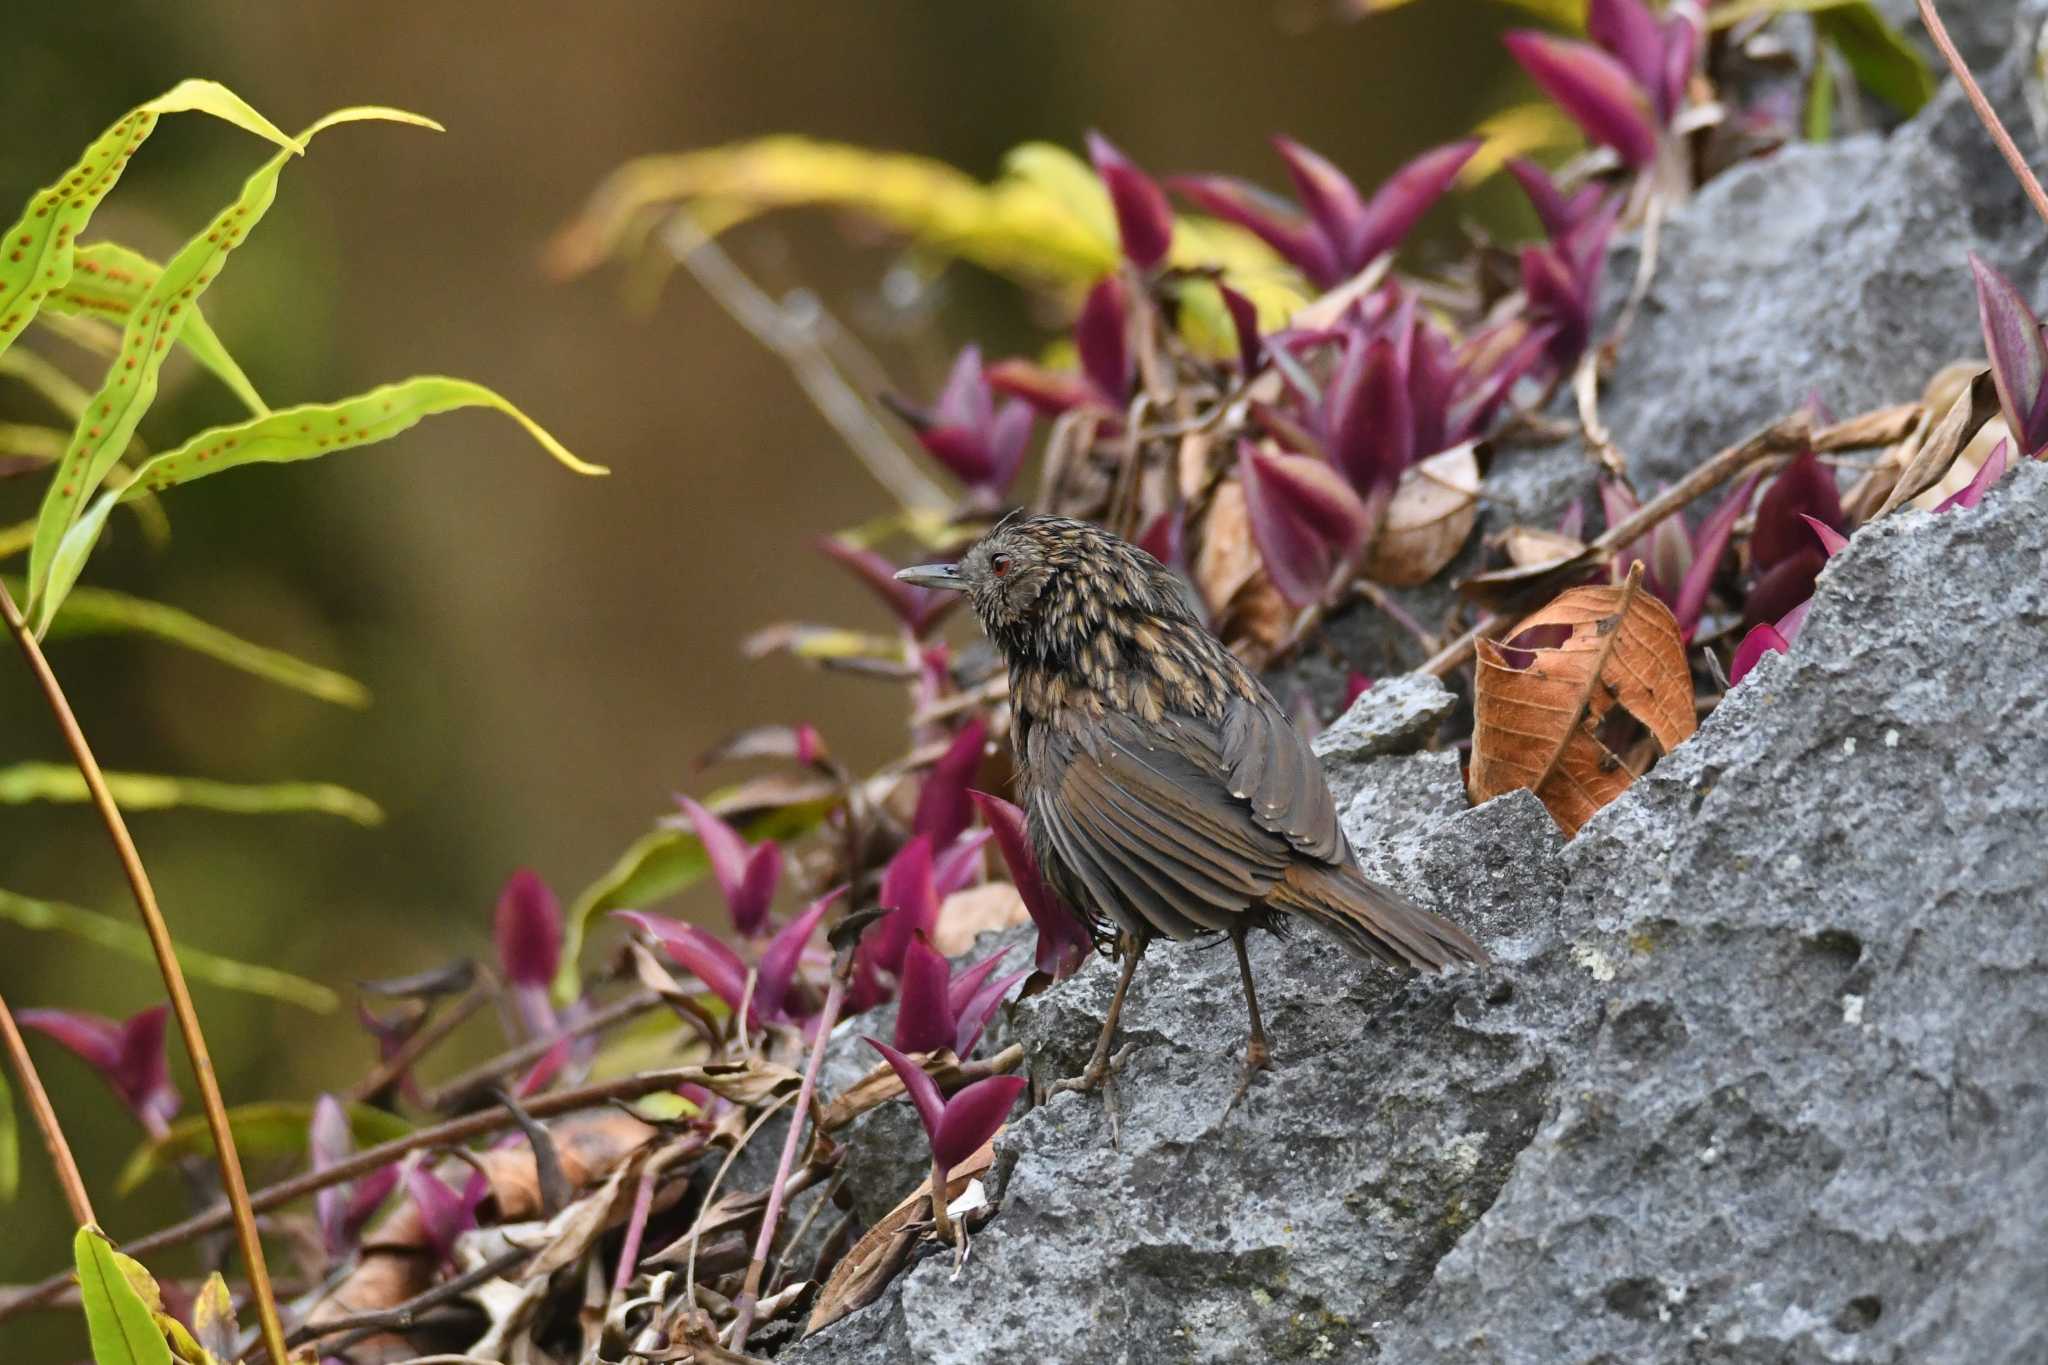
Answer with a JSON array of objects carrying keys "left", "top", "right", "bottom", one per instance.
[
  {"left": 1222, "top": 1037, "right": 1271, "bottom": 1118},
  {"left": 1049, "top": 1040, "right": 1129, "bottom": 1098}
]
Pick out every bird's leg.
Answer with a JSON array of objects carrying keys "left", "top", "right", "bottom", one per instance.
[
  {"left": 1051, "top": 933, "right": 1146, "bottom": 1097},
  {"left": 1224, "top": 929, "right": 1271, "bottom": 1116}
]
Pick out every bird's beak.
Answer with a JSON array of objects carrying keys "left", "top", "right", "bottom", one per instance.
[{"left": 894, "top": 563, "right": 969, "bottom": 593}]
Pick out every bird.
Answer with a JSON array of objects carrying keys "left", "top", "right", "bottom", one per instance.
[{"left": 896, "top": 512, "right": 1487, "bottom": 1105}]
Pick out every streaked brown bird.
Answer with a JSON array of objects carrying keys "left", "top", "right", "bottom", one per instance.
[{"left": 898, "top": 513, "right": 1486, "bottom": 1103}]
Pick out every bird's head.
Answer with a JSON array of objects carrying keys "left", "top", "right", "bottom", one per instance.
[{"left": 896, "top": 513, "right": 1198, "bottom": 662}]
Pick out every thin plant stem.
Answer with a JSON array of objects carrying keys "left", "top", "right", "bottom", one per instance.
[
  {"left": 0, "top": 577, "right": 290, "bottom": 1365},
  {"left": 1917, "top": 0, "right": 2048, "bottom": 231},
  {"left": 928, "top": 1157, "right": 957, "bottom": 1245},
  {"left": 0, "top": 988, "right": 95, "bottom": 1227},
  {"left": 728, "top": 957, "right": 850, "bottom": 1352}
]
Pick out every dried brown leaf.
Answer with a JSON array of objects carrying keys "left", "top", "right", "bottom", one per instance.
[
  {"left": 1877, "top": 368, "right": 1999, "bottom": 516},
  {"left": 931, "top": 883, "right": 1031, "bottom": 957},
  {"left": 804, "top": 1140, "right": 997, "bottom": 1337},
  {"left": 1364, "top": 442, "right": 1481, "bottom": 586},
  {"left": 1469, "top": 564, "right": 1697, "bottom": 836},
  {"left": 1501, "top": 525, "right": 1588, "bottom": 568}
]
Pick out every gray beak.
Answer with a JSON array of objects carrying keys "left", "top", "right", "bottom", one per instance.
[{"left": 894, "top": 563, "right": 970, "bottom": 593}]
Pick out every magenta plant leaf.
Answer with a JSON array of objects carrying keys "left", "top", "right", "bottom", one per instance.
[
  {"left": 1751, "top": 450, "right": 1844, "bottom": 570},
  {"left": 1798, "top": 512, "right": 1849, "bottom": 556},
  {"left": 1969, "top": 254, "right": 2048, "bottom": 456},
  {"left": 404, "top": 1160, "right": 490, "bottom": 1262},
  {"left": 1219, "top": 282, "right": 1264, "bottom": 377},
  {"left": 1272, "top": 136, "right": 1369, "bottom": 270},
  {"left": 1076, "top": 275, "right": 1133, "bottom": 407},
  {"left": 613, "top": 911, "right": 751, "bottom": 1018},
  {"left": 1238, "top": 443, "right": 1373, "bottom": 607},
  {"left": 1167, "top": 174, "right": 1338, "bottom": 285},
  {"left": 1352, "top": 139, "right": 1481, "bottom": 268},
  {"left": 1743, "top": 548, "right": 1826, "bottom": 633},
  {"left": 1326, "top": 331, "right": 1414, "bottom": 496},
  {"left": 931, "top": 1073, "right": 1029, "bottom": 1169},
  {"left": 968, "top": 790, "right": 1091, "bottom": 979},
  {"left": 815, "top": 537, "right": 960, "bottom": 637},
  {"left": 755, "top": 885, "right": 841, "bottom": 1023},
  {"left": 913, "top": 717, "right": 989, "bottom": 849},
  {"left": 902, "top": 345, "right": 1035, "bottom": 495},
  {"left": 892, "top": 934, "right": 957, "bottom": 1054},
  {"left": 1670, "top": 473, "right": 1761, "bottom": 637},
  {"left": 1504, "top": 30, "right": 1660, "bottom": 169},
  {"left": 311, "top": 1094, "right": 355, "bottom": 1255},
  {"left": 514, "top": 1038, "right": 570, "bottom": 1098},
  {"left": 1937, "top": 438, "right": 2011, "bottom": 512},
  {"left": 1658, "top": 6, "right": 1701, "bottom": 123},
  {"left": 1587, "top": 0, "right": 1665, "bottom": 108},
  {"left": 492, "top": 869, "right": 562, "bottom": 990},
  {"left": 1087, "top": 131, "right": 1174, "bottom": 271},
  {"left": 1730, "top": 623, "right": 1790, "bottom": 684},
  {"left": 869, "top": 835, "right": 939, "bottom": 973},
  {"left": 932, "top": 827, "right": 994, "bottom": 900},
  {"left": 985, "top": 358, "right": 1111, "bottom": 417},
  {"left": 865, "top": 1037, "right": 946, "bottom": 1144},
  {"left": 944, "top": 945, "right": 1012, "bottom": 1021},
  {"left": 18, "top": 1004, "right": 178, "bottom": 1134},
  {"left": 672, "top": 795, "right": 781, "bottom": 937},
  {"left": 954, "top": 966, "right": 1027, "bottom": 1056}
]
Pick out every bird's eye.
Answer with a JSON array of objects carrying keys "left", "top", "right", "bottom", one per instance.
[{"left": 991, "top": 554, "right": 1010, "bottom": 577}]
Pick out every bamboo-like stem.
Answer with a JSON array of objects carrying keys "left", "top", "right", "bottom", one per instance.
[
  {"left": 1916, "top": 0, "right": 2048, "bottom": 231},
  {"left": 927, "top": 1157, "right": 957, "bottom": 1245},
  {"left": 0, "top": 578, "right": 292, "bottom": 1361},
  {"left": 727, "top": 954, "right": 850, "bottom": 1352},
  {"left": 0, "top": 988, "right": 96, "bottom": 1228},
  {"left": 0, "top": 1065, "right": 724, "bottom": 1320}
]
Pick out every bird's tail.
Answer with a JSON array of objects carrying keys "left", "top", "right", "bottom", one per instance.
[{"left": 1270, "top": 862, "right": 1488, "bottom": 973}]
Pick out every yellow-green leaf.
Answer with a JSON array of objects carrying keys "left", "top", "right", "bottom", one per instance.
[
  {"left": 0, "top": 886, "right": 338, "bottom": 1012},
  {"left": 117, "top": 1100, "right": 411, "bottom": 1196},
  {"left": 16, "top": 577, "right": 369, "bottom": 707},
  {"left": 1463, "top": 102, "right": 1587, "bottom": 186},
  {"left": 190, "top": 1273, "right": 237, "bottom": 1362},
  {"left": 0, "top": 1067, "right": 18, "bottom": 1202},
  {"left": 555, "top": 798, "right": 835, "bottom": 1001},
  {"left": 34, "top": 375, "right": 604, "bottom": 631},
  {"left": 0, "top": 80, "right": 296, "bottom": 365},
  {"left": 24, "top": 106, "right": 440, "bottom": 615},
  {"left": 74, "top": 1226, "right": 175, "bottom": 1365},
  {"left": 48, "top": 243, "right": 267, "bottom": 415},
  {"left": 0, "top": 763, "right": 383, "bottom": 825}
]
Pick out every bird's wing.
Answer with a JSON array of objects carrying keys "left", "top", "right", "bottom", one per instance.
[
  {"left": 1026, "top": 709, "right": 1298, "bottom": 941},
  {"left": 1220, "top": 694, "right": 1345, "bottom": 862}
]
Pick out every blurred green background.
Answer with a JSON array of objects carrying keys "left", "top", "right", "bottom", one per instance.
[{"left": 0, "top": 1, "right": 1517, "bottom": 1351}]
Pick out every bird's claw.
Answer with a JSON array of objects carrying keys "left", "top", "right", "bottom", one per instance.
[{"left": 1222, "top": 1038, "right": 1271, "bottom": 1119}]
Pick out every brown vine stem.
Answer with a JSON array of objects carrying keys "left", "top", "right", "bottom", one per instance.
[
  {"left": 0, "top": 1064, "right": 724, "bottom": 1320},
  {"left": 0, "top": 578, "right": 290, "bottom": 1365},
  {"left": 0, "top": 988, "right": 95, "bottom": 1228},
  {"left": 1916, "top": 0, "right": 2048, "bottom": 232}
]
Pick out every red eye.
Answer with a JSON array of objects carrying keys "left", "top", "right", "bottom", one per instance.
[{"left": 991, "top": 554, "right": 1009, "bottom": 577}]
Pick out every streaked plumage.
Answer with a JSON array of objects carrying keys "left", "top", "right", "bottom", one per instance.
[{"left": 897, "top": 513, "right": 1486, "bottom": 1094}]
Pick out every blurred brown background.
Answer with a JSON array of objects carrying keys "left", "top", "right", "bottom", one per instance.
[{"left": 0, "top": 1, "right": 1516, "bottom": 1350}]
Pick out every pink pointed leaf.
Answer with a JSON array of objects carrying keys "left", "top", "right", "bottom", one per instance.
[
  {"left": 985, "top": 358, "right": 1111, "bottom": 417},
  {"left": 1587, "top": 0, "right": 1666, "bottom": 103},
  {"left": 1328, "top": 333, "right": 1413, "bottom": 495},
  {"left": 405, "top": 1162, "right": 489, "bottom": 1262},
  {"left": 931, "top": 1074, "right": 1029, "bottom": 1169},
  {"left": 1743, "top": 549, "right": 1825, "bottom": 634},
  {"left": 954, "top": 966, "right": 1028, "bottom": 1057},
  {"left": 870, "top": 835, "right": 939, "bottom": 973},
  {"left": 933, "top": 827, "right": 994, "bottom": 899},
  {"left": 1271, "top": 136, "right": 1369, "bottom": 270},
  {"left": 1168, "top": 174, "right": 1339, "bottom": 286},
  {"left": 1076, "top": 276, "right": 1133, "bottom": 406},
  {"left": 1970, "top": 254, "right": 2048, "bottom": 455},
  {"left": 1219, "top": 283, "right": 1264, "bottom": 377},
  {"left": 1352, "top": 140, "right": 1480, "bottom": 269},
  {"left": 613, "top": 911, "right": 751, "bottom": 1017},
  {"left": 985, "top": 400, "right": 1034, "bottom": 495},
  {"left": 492, "top": 869, "right": 563, "bottom": 989},
  {"left": 1936, "top": 438, "right": 2011, "bottom": 512},
  {"left": 514, "top": 1038, "right": 571, "bottom": 1098},
  {"left": 865, "top": 1038, "right": 947, "bottom": 1149},
  {"left": 815, "top": 537, "right": 959, "bottom": 636},
  {"left": 20, "top": 1005, "right": 178, "bottom": 1131},
  {"left": 1658, "top": 7, "right": 1702, "bottom": 122},
  {"left": 934, "top": 344, "right": 992, "bottom": 433},
  {"left": 1671, "top": 473, "right": 1761, "bottom": 636},
  {"left": 945, "top": 945, "right": 1013, "bottom": 1020},
  {"left": 1087, "top": 132, "right": 1174, "bottom": 271},
  {"left": 914, "top": 717, "right": 989, "bottom": 849},
  {"left": 727, "top": 841, "right": 781, "bottom": 938},
  {"left": 1506, "top": 157, "right": 1574, "bottom": 238},
  {"left": 969, "top": 790, "right": 1091, "bottom": 979},
  {"left": 1239, "top": 443, "right": 1373, "bottom": 607},
  {"left": 1504, "top": 31, "right": 1660, "bottom": 169},
  {"left": 1752, "top": 451, "right": 1844, "bottom": 570},
  {"left": 1729, "top": 623, "right": 1791, "bottom": 684},
  {"left": 1799, "top": 512, "right": 1849, "bottom": 556},
  {"left": 892, "top": 935, "right": 957, "bottom": 1054},
  {"left": 756, "top": 886, "right": 841, "bottom": 1022}
]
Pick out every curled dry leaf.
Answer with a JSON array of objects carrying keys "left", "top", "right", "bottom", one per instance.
[
  {"left": 1364, "top": 441, "right": 1482, "bottom": 586},
  {"left": 1193, "top": 480, "right": 1293, "bottom": 664},
  {"left": 931, "top": 882, "right": 1032, "bottom": 958},
  {"left": 1877, "top": 368, "right": 1999, "bottom": 516},
  {"left": 805, "top": 1138, "right": 998, "bottom": 1337},
  {"left": 1502, "top": 524, "right": 1588, "bottom": 568},
  {"left": 1470, "top": 563, "right": 1697, "bottom": 836}
]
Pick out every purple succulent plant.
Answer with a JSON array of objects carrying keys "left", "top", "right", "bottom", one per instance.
[{"left": 18, "top": 1004, "right": 178, "bottom": 1137}]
